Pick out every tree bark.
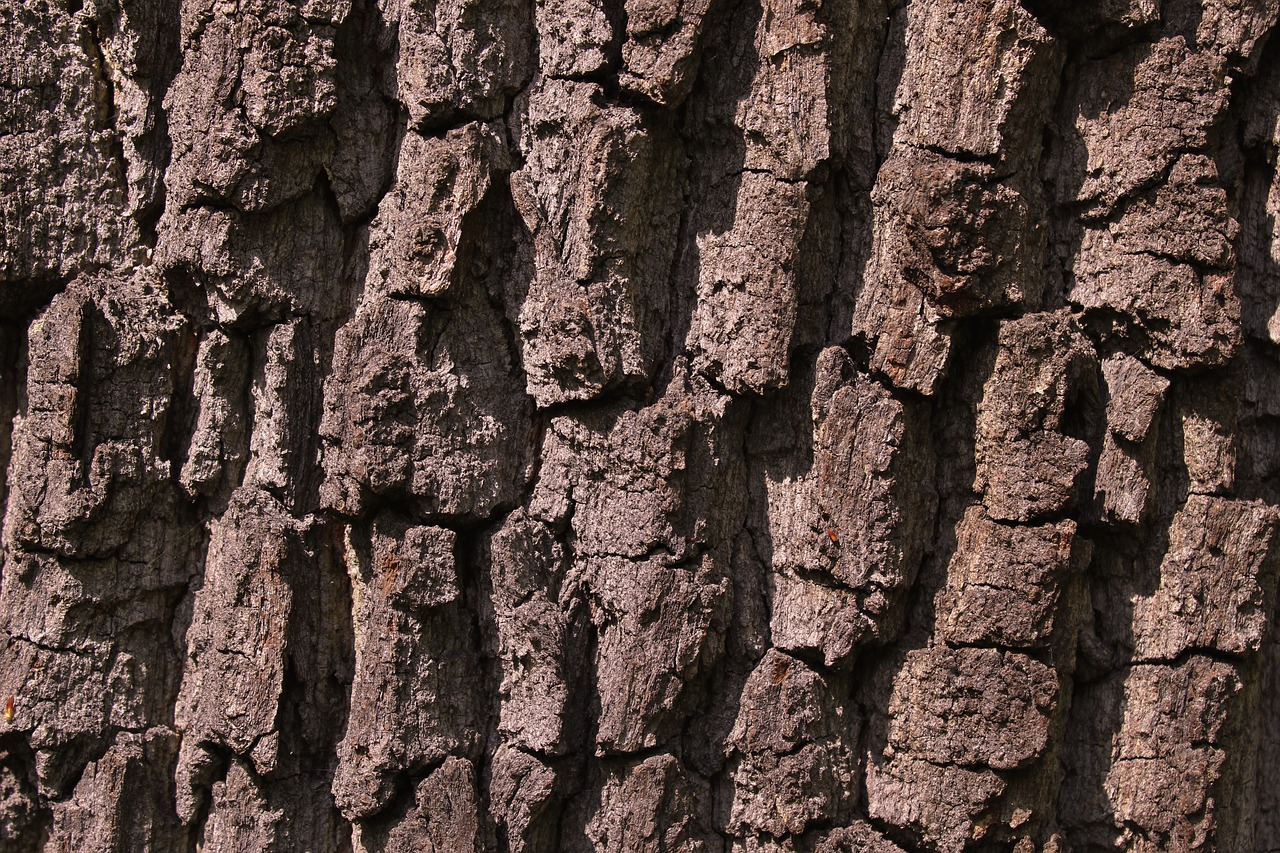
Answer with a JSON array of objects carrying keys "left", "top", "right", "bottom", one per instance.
[{"left": 3, "top": 0, "right": 1280, "bottom": 850}]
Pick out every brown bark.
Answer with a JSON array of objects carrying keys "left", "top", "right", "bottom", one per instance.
[{"left": 4, "top": 0, "right": 1280, "bottom": 850}]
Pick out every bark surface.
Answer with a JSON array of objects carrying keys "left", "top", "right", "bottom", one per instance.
[{"left": 3, "top": 0, "right": 1280, "bottom": 850}]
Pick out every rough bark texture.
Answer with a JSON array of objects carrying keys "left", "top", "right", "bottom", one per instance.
[{"left": 4, "top": 0, "right": 1280, "bottom": 850}]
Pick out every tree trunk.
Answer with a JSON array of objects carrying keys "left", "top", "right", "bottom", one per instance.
[{"left": 3, "top": 0, "right": 1280, "bottom": 850}]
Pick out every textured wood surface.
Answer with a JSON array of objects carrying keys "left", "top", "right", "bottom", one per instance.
[{"left": 3, "top": 0, "right": 1280, "bottom": 849}]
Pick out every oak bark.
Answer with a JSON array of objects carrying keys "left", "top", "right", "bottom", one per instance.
[{"left": 4, "top": 0, "right": 1280, "bottom": 850}]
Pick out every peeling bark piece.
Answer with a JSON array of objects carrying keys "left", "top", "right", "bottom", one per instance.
[
  {"left": 1189, "top": 0, "right": 1280, "bottom": 66},
  {"left": 688, "top": 173, "right": 808, "bottom": 395},
  {"left": 532, "top": 376, "right": 745, "bottom": 560},
  {"left": 722, "top": 650, "right": 855, "bottom": 837},
  {"left": 866, "top": 753, "right": 1005, "bottom": 853},
  {"left": 724, "top": 744, "right": 854, "bottom": 839},
  {"left": 175, "top": 488, "right": 303, "bottom": 813},
  {"left": 977, "top": 310, "right": 1096, "bottom": 448},
  {"left": 394, "top": 0, "right": 531, "bottom": 128},
  {"left": 46, "top": 730, "right": 183, "bottom": 853},
  {"left": 197, "top": 761, "right": 283, "bottom": 853},
  {"left": 868, "top": 149, "right": 1044, "bottom": 317},
  {"left": 620, "top": 0, "right": 713, "bottom": 105},
  {"left": 694, "top": 0, "right": 883, "bottom": 177},
  {"left": 5, "top": 273, "right": 188, "bottom": 558},
  {"left": 977, "top": 422, "right": 1090, "bottom": 522},
  {"left": 352, "top": 757, "right": 487, "bottom": 853},
  {"left": 180, "top": 330, "right": 250, "bottom": 502},
  {"left": 854, "top": 153, "right": 976, "bottom": 397},
  {"left": 1095, "top": 435, "right": 1156, "bottom": 526},
  {"left": 752, "top": 351, "right": 935, "bottom": 664},
  {"left": 0, "top": 0, "right": 133, "bottom": 285},
  {"left": 155, "top": 189, "right": 346, "bottom": 325},
  {"left": 976, "top": 311, "right": 1096, "bottom": 522},
  {"left": 320, "top": 291, "right": 530, "bottom": 520},
  {"left": 489, "top": 745, "right": 561, "bottom": 853},
  {"left": 244, "top": 318, "right": 319, "bottom": 510},
  {"left": 92, "top": 13, "right": 174, "bottom": 214},
  {"left": 486, "top": 510, "right": 574, "bottom": 755},
  {"left": 160, "top": 0, "right": 388, "bottom": 221},
  {"left": 237, "top": 14, "right": 345, "bottom": 137},
  {"left": 1178, "top": 374, "right": 1240, "bottom": 495},
  {"left": 890, "top": 0, "right": 1059, "bottom": 164},
  {"left": 1133, "top": 495, "right": 1280, "bottom": 660},
  {"left": 684, "top": 0, "right": 849, "bottom": 393},
  {"left": 197, "top": 759, "right": 347, "bottom": 853},
  {"left": 1110, "top": 154, "right": 1237, "bottom": 269},
  {"left": 511, "top": 77, "right": 681, "bottom": 405},
  {"left": 366, "top": 123, "right": 510, "bottom": 299},
  {"left": 1061, "top": 652, "right": 1260, "bottom": 850},
  {"left": 1094, "top": 354, "right": 1167, "bottom": 527},
  {"left": 1102, "top": 353, "right": 1168, "bottom": 444},
  {"left": 815, "top": 372, "right": 935, "bottom": 600},
  {"left": 850, "top": 274, "right": 953, "bottom": 395},
  {"left": 333, "top": 517, "right": 480, "bottom": 821},
  {"left": 1105, "top": 659, "right": 1243, "bottom": 851},
  {"left": 582, "top": 754, "right": 716, "bottom": 853},
  {"left": 524, "top": 391, "right": 746, "bottom": 756},
  {"left": 767, "top": 573, "right": 868, "bottom": 669},
  {"left": 727, "top": 650, "right": 844, "bottom": 755},
  {"left": 1072, "top": 156, "right": 1242, "bottom": 370},
  {"left": 887, "top": 646, "right": 1057, "bottom": 771},
  {"left": 530, "top": 382, "right": 744, "bottom": 755},
  {"left": 1062, "top": 38, "right": 1230, "bottom": 214},
  {"left": 534, "top": 0, "right": 613, "bottom": 77},
  {"left": 592, "top": 554, "right": 730, "bottom": 755},
  {"left": 938, "top": 507, "right": 1080, "bottom": 649},
  {"left": 163, "top": 0, "right": 346, "bottom": 211},
  {"left": 736, "top": 0, "right": 837, "bottom": 181}
]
